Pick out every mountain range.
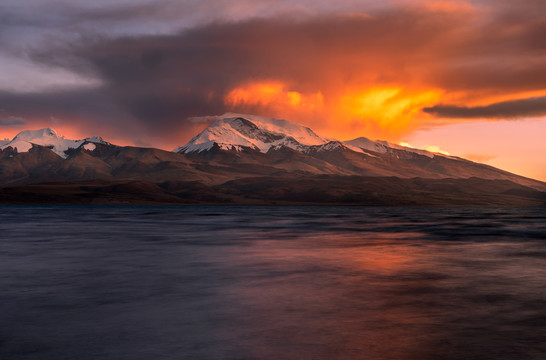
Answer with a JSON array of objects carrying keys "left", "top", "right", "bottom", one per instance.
[{"left": 0, "top": 113, "right": 545, "bottom": 205}]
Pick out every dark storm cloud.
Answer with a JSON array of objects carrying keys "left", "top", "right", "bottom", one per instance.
[
  {"left": 0, "top": 89, "right": 135, "bottom": 139},
  {"left": 0, "top": 85, "right": 226, "bottom": 140},
  {"left": 0, "top": 89, "right": 120, "bottom": 120},
  {"left": 42, "top": 10, "right": 466, "bottom": 114},
  {"left": 423, "top": 96, "right": 546, "bottom": 119},
  {"left": 2, "top": 0, "right": 546, "bottom": 144},
  {"left": 0, "top": 116, "right": 27, "bottom": 128},
  {"left": 64, "top": 7, "right": 546, "bottom": 121}
]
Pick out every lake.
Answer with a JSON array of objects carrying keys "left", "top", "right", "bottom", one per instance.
[{"left": 1, "top": 206, "right": 545, "bottom": 359}]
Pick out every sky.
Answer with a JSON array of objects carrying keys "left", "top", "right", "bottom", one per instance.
[{"left": 0, "top": 0, "right": 545, "bottom": 181}]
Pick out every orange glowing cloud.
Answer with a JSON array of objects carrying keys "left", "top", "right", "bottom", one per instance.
[
  {"left": 418, "top": 0, "right": 475, "bottom": 13},
  {"left": 225, "top": 81, "right": 442, "bottom": 140},
  {"left": 225, "top": 81, "right": 324, "bottom": 110},
  {"left": 334, "top": 87, "right": 442, "bottom": 139}
]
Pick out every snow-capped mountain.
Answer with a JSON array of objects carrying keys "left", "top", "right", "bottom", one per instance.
[
  {"left": 169, "top": 113, "right": 546, "bottom": 191},
  {"left": 0, "top": 114, "right": 544, "bottom": 204},
  {"left": 175, "top": 113, "right": 446, "bottom": 159},
  {"left": 175, "top": 113, "right": 330, "bottom": 153},
  {"left": 1, "top": 128, "right": 108, "bottom": 158}
]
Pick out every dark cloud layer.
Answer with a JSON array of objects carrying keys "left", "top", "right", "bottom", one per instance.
[
  {"left": 0, "top": 116, "right": 27, "bottom": 128},
  {"left": 1, "top": 1, "right": 546, "bottom": 144},
  {"left": 424, "top": 96, "right": 546, "bottom": 119}
]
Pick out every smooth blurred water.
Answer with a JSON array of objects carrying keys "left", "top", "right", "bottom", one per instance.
[{"left": 0, "top": 206, "right": 545, "bottom": 360}]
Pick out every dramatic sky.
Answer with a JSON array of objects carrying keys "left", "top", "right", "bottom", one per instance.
[{"left": 1, "top": 0, "right": 545, "bottom": 180}]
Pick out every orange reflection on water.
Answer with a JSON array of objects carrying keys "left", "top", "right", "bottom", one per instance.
[{"left": 217, "top": 231, "right": 443, "bottom": 359}]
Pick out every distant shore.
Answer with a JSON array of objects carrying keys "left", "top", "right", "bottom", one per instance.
[{"left": 1, "top": 177, "right": 545, "bottom": 206}]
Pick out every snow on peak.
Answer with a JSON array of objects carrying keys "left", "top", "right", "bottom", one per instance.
[
  {"left": 343, "top": 137, "right": 437, "bottom": 158},
  {"left": 1, "top": 128, "right": 109, "bottom": 158},
  {"left": 176, "top": 113, "right": 329, "bottom": 153},
  {"left": 12, "top": 128, "right": 59, "bottom": 142}
]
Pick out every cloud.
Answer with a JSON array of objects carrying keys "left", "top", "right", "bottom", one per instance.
[
  {"left": 423, "top": 96, "right": 546, "bottom": 119},
  {"left": 1, "top": 1, "right": 546, "bottom": 146},
  {"left": 0, "top": 116, "right": 27, "bottom": 128},
  {"left": 36, "top": 8, "right": 480, "bottom": 141}
]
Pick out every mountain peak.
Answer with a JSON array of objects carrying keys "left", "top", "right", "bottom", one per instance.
[
  {"left": 12, "top": 128, "right": 61, "bottom": 142},
  {"left": 176, "top": 113, "right": 328, "bottom": 154}
]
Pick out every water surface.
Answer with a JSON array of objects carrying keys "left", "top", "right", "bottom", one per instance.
[{"left": 1, "top": 206, "right": 545, "bottom": 359}]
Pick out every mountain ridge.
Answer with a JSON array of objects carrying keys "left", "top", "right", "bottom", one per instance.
[
  {"left": 175, "top": 113, "right": 449, "bottom": 160},
  {"left": 0, "top": 113, "right": 544, "bottom": 205},
  {"left": 0, "top": 127, "right": 109, "bottom": 158}
]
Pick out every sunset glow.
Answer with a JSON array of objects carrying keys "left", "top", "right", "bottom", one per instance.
[
  {"left": 226, "top": 81, "right": 324, "bottom": 111},
  {"left": 0, "top": 0, "right": 545, "bottom": 180},
  {"left": 334, "top": 87, "right": 442, "bottom": 139},
  {"left": 2, "top": 4, "right": 546, "bottom": 360},
  {"left": 226, "top": 82, "right": 443, "bottom": 140}
]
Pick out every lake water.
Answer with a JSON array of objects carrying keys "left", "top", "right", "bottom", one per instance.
[{"left": 1, "top": 206, "right": 545, "bottom": 360}]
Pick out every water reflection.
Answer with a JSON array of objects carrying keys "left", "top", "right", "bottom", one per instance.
[{"left": 0, "top": 206, "right": 544, "bottom": 359}]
